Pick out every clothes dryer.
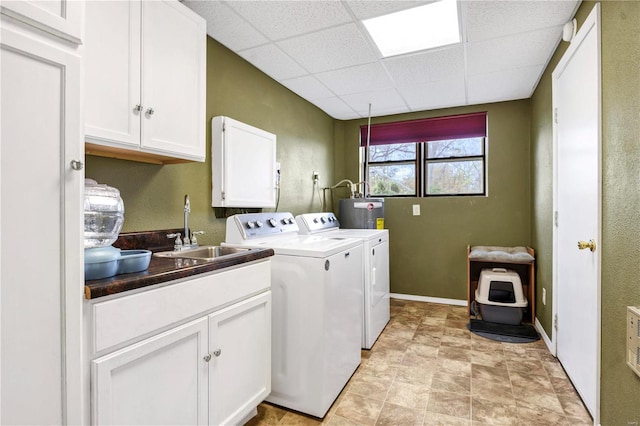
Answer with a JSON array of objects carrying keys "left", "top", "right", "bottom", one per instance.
[{"left": 296, "top": 212, "right": 390, "bottom": 349}]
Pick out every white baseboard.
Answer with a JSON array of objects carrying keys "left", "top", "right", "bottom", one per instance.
[
  {"left": 390, "top": 293, "right": 467, "bottom": 307},
  {"left": 535, "top": 317, "right": 555, "bottom": 355}
]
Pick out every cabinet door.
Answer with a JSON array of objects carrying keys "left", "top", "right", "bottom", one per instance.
[
  {"left": 141, "top": 0, "right": 205, "bottom": 161},
  {"left": 84, "top": 0, "right": 142, "bottom": 148},
  {"left": 208, "top": 292, "right": 271, "bottom": 426},
  {"left": 1, "top": 25, "right": 83, "bottom": 425},
  {"left": 212, "top": 116, "right": 277, "bottom": 208},
  {"left": 0, "top": 0, "right": 82, "bottom": 43},
  {"left": 92, "top": 318, "right": 209, "bottom": 425}
]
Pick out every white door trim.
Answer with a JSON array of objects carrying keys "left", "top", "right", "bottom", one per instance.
[{"left": 552, "top": 3, "right": 601, "bottom": 424}]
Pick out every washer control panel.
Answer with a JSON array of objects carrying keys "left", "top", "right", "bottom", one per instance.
[
  {"left": 296, "top": 212, "right": 340, "bottom": 233},
  {"left": 226, "top": 212, "right": 297, "bottom": 242}
]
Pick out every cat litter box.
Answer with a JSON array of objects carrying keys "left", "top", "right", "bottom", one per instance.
[{"left": 475, "top": 268, "right": 528, "bottom": 325}]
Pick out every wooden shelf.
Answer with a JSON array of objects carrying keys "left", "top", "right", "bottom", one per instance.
[{"left": 467, "top": 246, "right": 536, "bottom": 324}]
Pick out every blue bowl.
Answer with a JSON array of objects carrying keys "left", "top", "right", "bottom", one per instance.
[{"left": 117, "top": 250, "right": 152, "bottom": 274}]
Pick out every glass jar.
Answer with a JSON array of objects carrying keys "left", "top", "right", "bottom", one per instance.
[{"left": 84, "top": 179, "right": 125, "bottom": 248}]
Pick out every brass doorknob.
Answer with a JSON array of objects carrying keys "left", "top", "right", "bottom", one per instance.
[{"left": 577, "top": 239, "right": 596, "bottom": 252}]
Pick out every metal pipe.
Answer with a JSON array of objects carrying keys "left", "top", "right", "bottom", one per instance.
[
  {"left": 364, "top": 103, "right": 372, "bottom": 197},
  {"left": 184, "top": 194, "right": 190, "bottom": 243}
]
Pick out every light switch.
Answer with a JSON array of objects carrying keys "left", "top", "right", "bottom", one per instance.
[{"left": 412, "top": 205, "right": 420, "bottom": 216}]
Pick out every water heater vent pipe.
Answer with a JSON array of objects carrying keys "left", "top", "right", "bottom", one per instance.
[{"left": 364, "top": 103, "right": 372, "bottom": 197}]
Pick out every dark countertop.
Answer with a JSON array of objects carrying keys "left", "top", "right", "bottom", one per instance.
[{"left": 85, "top": 246, "right": 274, "bottom": 300}]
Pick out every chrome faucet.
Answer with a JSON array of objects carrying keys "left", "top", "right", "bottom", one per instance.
[
  {"left": 167, "top": 194, "right": 204, "bottom": 251},
  {"left": 184, "top": 194, "right": 191, "bottom": 246}
]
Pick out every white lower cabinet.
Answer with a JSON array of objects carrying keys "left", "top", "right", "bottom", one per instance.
[
  {"left": 90, "top": 285, "right": 271, "bottom": 426},
  {"left": 92, "top": 318, "right": 209, "bottom": 425},
  {"left": 209, "top": 293, "right": 271, "bottom": 426}
]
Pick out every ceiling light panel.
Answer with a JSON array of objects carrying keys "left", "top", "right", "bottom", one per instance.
[
  {"left": 363, "top": 0, "right": 461, "bottom": 57},
  {"left": 227, "top": 0, "right": 352, "bottom": 41}
]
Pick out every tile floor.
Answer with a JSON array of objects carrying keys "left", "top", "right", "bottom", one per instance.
[{"left": 246, "top": 298, "right": 592, "bottom": 425}]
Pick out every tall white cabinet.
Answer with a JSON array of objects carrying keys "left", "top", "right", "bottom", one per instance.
[
  {"left": 0, "top": 3, "right": 84, "bottom": 424},
  {"left": 84, "top": 0, "right": 206, "bottom": 163}
]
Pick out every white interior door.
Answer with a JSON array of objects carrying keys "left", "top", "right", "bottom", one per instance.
[{"left": 552, "top": 4, "right": 601, "bottom": 422}]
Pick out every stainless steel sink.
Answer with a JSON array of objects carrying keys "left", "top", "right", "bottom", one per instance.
[{"left": 153, "top": 245, "right": 251, "bottom": 261}]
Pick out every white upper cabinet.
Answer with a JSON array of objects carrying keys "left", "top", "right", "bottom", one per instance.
[
  {"left": 212, "top": 116, "right": 278, "bottom": 208},
  {"left": 84, "top": 0, "right": 206, "bottom": 163},
  {"left": 0, "top": 0, "right": 83, "bottom": 43}
]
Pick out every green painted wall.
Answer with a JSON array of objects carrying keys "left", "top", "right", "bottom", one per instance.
[
  {"left": 335, "top": 101, "right": 532, "bottom": 300},
  {"left": 531, "top": 2, "right": 640, "bottom": 424},
  {"left": 85, "top": 38, "right": 334, "bottom": 245}
]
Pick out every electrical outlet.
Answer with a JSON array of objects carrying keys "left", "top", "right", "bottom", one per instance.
[
  {"left": 412, "top": 204, "right": 420, "bottom": 216},
  {"left": 542, "top": 288, "right": 546, "bottom": 305},
  {"left": 312, "top": 171, "right": 319, "bottom": 183}
]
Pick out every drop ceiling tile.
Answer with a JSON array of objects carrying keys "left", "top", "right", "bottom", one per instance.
[
  {"left": 340, "top": 88, "right": 408, "bottom": 116},
  {"left": 464, "top": 1, "right": 578, "bottom": 42},
  {"left": 396, "top": 78, "right": 466, "bottom": 111},
  {"left": 467, "top": 65, "right": 544, "bottom": 105},
  {"left": 280, "top": 75, "right": 335, "bottom": 100},
  {"left": 467, "top": 27, "right": 562, "bottom": 75},
  {"left": 344, "top": 0, "right": 429, "bottom": 20},
  {"left": 383, "top": 45, "right": 465, "bottom": 87},
  {"left": 316, "top": 63, "right": 394, "bottom": 96},
  {"left": 226, "top": 0, "right": 352, "bottom": 41},
  {"left": 238, "top": 44, "right": 307, "bottom": 80},
  {"left": 277, "top": 24, "right": 379, "bottom": 73},
  {"left": 311, "top": 97, "right": 359, "bottom": 119},
  {"left": 183, "top": 1, "right": 267, "bottom": 51}
]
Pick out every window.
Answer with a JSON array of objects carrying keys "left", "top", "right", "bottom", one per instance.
[
  {"left": 424, "top": 138, "right": 485, "bottom": 195},
  {"left": 361, "top": 113, "right": 487, "bottom": 197}
]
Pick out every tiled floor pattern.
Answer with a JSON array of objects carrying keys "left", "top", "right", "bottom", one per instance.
[{"left": 247, "top": 298, "right": 592, "bottom": 425}]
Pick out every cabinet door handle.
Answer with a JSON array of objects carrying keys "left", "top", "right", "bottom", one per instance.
[
  {"left": 203, "top": 353, "right": 212, "bottom": 362},
  {"left": 213, "top": 349, "right": 221, "bottom": 357},
  {"left": 70, "top": 160, "right": 84, "bottom": 171},
  {"left": 134, "top": 104, "right": 143, "bottom": 112},
  {"left": 146, "top": 107, "right": 155, "bottom": 116}
]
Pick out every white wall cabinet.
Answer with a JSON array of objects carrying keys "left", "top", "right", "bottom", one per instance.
[
  {"left": 84, "top": 0, "right": 206, "bottom": 163},
  {"left": 85, "top": 262, "right": 272, "bottom": 426},
  {"left": 0, "top": 0, "right": 83, "bottom": 43},
  {"left": 1, "top": 12, "right": 83, "bottom": 426},
  {"left": 212, "top": 116, "right": 278, "bottom": 207}
]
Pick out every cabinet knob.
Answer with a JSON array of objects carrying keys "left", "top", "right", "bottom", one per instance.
[
  {"left": 203, "top": 354, "right": 212, "bottom": 362},
  {"left": 70, "top": 160, "right": 84, "bottom": 171},
  {"left": 213, "top": 349, "right": 221, "bottom": 357},
  {"left": 134, "top": 104, "right": 143, "bottom": 112},
  {"left": 146, "top": 107, "right": 155, "bottom": 116}
]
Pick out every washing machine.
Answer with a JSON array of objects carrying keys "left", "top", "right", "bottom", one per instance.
[
  {"left": 296, "top": 212, "right": 390, "bottom": 350},
  {"left": 224, "top": 212, "right": 363, "bottom": 418}
]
